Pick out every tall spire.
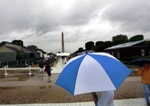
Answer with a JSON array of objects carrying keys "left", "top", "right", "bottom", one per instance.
[{"left": 61, "top": 31, "right": 64, "bottom": 53}]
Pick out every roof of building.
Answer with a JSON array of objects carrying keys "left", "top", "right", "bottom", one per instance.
[
  {"left": 6, "top": 46, "right": 22, "bottom": 52},
  {"left": 36, "top": 48, "right": 46, "bottom": 54},
  {"left": 23, "top": 46, "right": 37, "bottom": 53},
  {"left": 0, "top": 41, "right": 7, "bottom": 46},
  {"left": 0, "top": 41, "right": 38, "bottom": 53},
  {"left": 104, "top": 39, "right": 149, "bottom": 50}
]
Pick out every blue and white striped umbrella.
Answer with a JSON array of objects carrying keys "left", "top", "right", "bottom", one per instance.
[{"left": 55, "top": 52, "right": 132, "bottom": 95}]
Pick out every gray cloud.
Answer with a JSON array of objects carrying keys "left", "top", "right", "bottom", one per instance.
[
  {"left": 62, "top": 0, "right": 111, "bottom": 26},
  {"left": 0, "top": 0, "right": 109, "bottom": 37},
  {"left": 102, "top": 0, "right": 150, "bottom": 33},
  {"left": 0, "top": 0, "right": 62, "bottom": 36}
]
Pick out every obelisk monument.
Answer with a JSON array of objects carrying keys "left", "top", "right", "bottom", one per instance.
[{"left": 61, "top": 32, "right": 64, "bottom": 53}]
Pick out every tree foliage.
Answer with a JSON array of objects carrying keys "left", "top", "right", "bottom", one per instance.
[
  {"left": 145, "top": 40, "right": 150, "bottom": 48},
  {"left": 104, "top": 41, "right": 112, "bottom": 48},
  {"left": 83, "top": 34, "right": 146, "bottom": 53},
  {"left": 129, "top": 34, "right": 144, "bottom": 41},
  {"left": 94, "top": 41, "right": 113, "bottom": 52},
  {"left": 16, "top": 52, "right": 25, "bottom": 60},
  {"left": 112, "top": 34, "right": 128, "bottom": 45},
  {"left": 77, "top": 47, "right": 84, "bottom": 52},
  {"left": 74, "top": 47, "right": 84, "bottom": 54},
  {"left": 85, "top": 41, "right": 94, "bottom": 50},
  {"left": 12, "top": 40, "right": 24, "bottom": 46},
  {"left": 95, "top": 41, "right": 105, "bottom": 52},
  {"left": 27, "top": 45, "right": 38, "bottom": 50}
]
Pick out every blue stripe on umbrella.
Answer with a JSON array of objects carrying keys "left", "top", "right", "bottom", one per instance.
[
  {"left": 55, "top": 55, "right": 85, "bottom": 95},
  {"left": 89, "top": 54, "right": 131, "bottom": 89}
]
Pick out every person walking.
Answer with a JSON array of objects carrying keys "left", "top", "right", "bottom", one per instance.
[
  {"left": 45, "top": 61, "right": 51, "bottom": 82},
  {"left": 91, "top": 91, "right": 114, "bottom": 106},
  {"left": 39, "top": 59, "right": 44, "bottom": 77},
  {"left": 84, "top": 41, "right": 115, "bottom": 106},
  {"left": 137, "top": 63, "right": 150, "bottom": 106}
]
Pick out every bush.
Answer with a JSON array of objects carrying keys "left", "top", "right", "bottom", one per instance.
[{"left": 16, "top": 52, "right": 25, "bottom": 60}]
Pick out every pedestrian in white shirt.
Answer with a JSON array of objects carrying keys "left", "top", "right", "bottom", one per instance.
[{"left": 91, "top": 91, "right": 114, "bottom": 106}]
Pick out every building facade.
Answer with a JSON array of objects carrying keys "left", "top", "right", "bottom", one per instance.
[{"left": 104, "top": 39, "right": 149, "bottom": 60}]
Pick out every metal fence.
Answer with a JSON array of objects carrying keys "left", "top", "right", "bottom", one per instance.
[
  {"left": 0, "top": 58, "right": 37, "bottom": 68},
  {"left": 0, "top": 52, "right": 16, "bottom": 62}
]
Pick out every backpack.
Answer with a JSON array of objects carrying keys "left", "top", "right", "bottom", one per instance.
[{"left": 39, "top": 62, "right": 44, "bottom": 68}]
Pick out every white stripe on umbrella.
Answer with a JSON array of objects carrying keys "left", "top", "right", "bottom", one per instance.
[{"left": 74, "top": 55, "right": 116, "bottom": 95}]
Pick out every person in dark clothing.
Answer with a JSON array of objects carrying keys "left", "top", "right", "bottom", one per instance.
[{"left": 45, "top": 61, "right": 51, "bottom": 82}]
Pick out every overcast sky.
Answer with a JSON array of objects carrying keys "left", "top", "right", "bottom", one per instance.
[{"left": 0, "top": 0, "right": 150, "bottom": 53}]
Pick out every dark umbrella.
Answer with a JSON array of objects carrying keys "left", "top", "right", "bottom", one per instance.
[{"left": 131, "top": 58, "right": 150, "bottom": 66}]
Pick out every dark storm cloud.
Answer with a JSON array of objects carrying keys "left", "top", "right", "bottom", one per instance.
[{"left": 102, "top": 0, "right": 150, "bottom": 32}]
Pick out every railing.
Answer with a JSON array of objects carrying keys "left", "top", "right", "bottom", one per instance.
[
  {"left": 0, "top": 65, "right": 56, "bottom": 76},
  {"left": 0, "top": 57, "right": 57, "bottom": 75},
  {"left": 0, "top": 65, "right": 39, "bottom": 75},
  {"left": 0, "top": 58, "right": 37, "bottom": 68}
]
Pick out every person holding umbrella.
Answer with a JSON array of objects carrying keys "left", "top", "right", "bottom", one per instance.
[
  {"left": 137, "top": 63, "right": 150, "bottom": 106},
  {"left": 91, "top": 91, "right": 114, "bottom": 106},
  {"left": 84, "top": 42, "right": 115, "bottom": 106}
]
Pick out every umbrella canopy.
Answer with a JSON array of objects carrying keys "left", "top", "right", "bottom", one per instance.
[
  {"left": 131, "top": 58, "right": 150, "bottom": 66},
  {"left": 55, "top": 52, "right": 132, "bottom": 95}
]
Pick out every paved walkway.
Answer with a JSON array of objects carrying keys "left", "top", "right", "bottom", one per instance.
[
  {"left": 0, "top": 58, "right": 148, "bottom": 106},
  {"left": 0, "top": 98, "right": 148, "bottom": 106}
]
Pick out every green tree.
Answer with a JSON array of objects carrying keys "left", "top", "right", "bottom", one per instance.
[
  {"left": 95, "top": 41, "right": 105, "bottom": 52},
  {"left": 12, "top": 40, "right": 24, "bottom": 46},
  {"left": 27, "top": 45, "right": 38, "bottom": 50},
  {"left": 112, "top": 34, "right": 128, "bottom": 45},
  {"left": 85, "top": 41, "right": 94, "bottom": 50},
  {"left": 74, "top": 47, "right": 84, "bottom": 54},
  {"left": 145, "top": 40, "right": 150, "bottom": 48},
  {"left": 129, "top": 34, "right": 144, "bottom": 41},
  {"left": 104, "top": 41, "right": 113, "bottom": 48},
  {"left": 16, "top": 52, "right": 25, "bottom": 60},
  {"left": 78, "top": 47, "right": 84, "bottom": 52}
]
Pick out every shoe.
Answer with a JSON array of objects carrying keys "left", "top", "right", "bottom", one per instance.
[
  {"left": 47, "top": 80, "right": 51, "bottom": 82},
  {"left": 39, "top": 75, "right": 41, "bottom": 77}
]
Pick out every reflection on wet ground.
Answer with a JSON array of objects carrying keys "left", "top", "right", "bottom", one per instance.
[
  {"left": 39, "top": 75, "right": 44, "bottom": 81},
  {"left": 0, "top": 74, "right": 35, "bottom": 82},
  {"left": 39, "top": 86, "right": 46, "bottom": 89},
  {"left": 39, "top": 85, "right": 51, "bottom": 89}
]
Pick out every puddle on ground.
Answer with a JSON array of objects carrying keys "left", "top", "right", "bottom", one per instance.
[
  {"left": 39, "top": 86, "right": 46, "bottom": 89},
  {"left": 39, "top": 85, "right": 51, "bottom": 89},
  {"left": 48, "top": 86, "right": 51, "bottom": 88},
  {"left": 0, "top": 74, "right": 35, "bottom": 81}
]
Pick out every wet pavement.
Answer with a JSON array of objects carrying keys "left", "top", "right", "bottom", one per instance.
[
  {"left": 0, "top": 58, "right": 65, "bottom": 87},
  {"left": 0, "top": 58, "right": 141, "bottom": 87}
]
